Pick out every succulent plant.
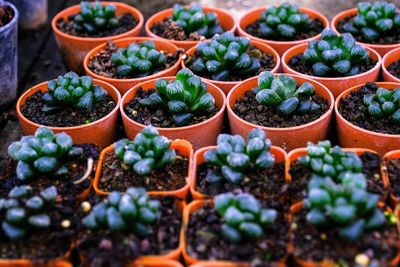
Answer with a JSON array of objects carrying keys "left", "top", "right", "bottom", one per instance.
[
  {"left": 111, "top": 41, "right": 167, "bottom": 78},
  {"left": 303, "top": 29, "right": 370, "bottom": 77},
  {"left": 0, "top": 185, "right": 57, "bottom": 241},
  {"left": 190, "top": 32, "right": 261, "bottom": 81},
  {"left": 204, "top": 128, "right": 275, "bottom": 184},
  {"left": 114, "top": 126, "right": 177, "bottom": 176},
  {"left": 139, "top": 68, "right": 216, "bottom": 126},
  {"left": 342, "top": 1, "right": 400, "bottom": 41},
  {"left": 43, "top": 71, "right": 107, "bottom": 112},
  {"left": 214, "top": 192, "right": 277, "bottom": 243},
  {"left": 82, "top": 187, "right": 161, "bottom": 237},
  {"left": 363, "top": 87, "right": 400, "bottom": 124},
  {"left": 172, "top": 3, "right": 223, "bottom": 38},
  {"left": 259, "top": 3, "right": 313, "bottom": 39},
  {"left": 254, "top": 71, "right": 320, "bottom": 115},
  {"left": 74, "top": 1, "right": 119, "bottom": 34},
  {"left": 7, "top": 127, "right": 83, "bottom": 181}
]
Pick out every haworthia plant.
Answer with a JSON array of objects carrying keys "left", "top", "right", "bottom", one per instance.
[{"left": 363, "top": 87, "right": 400, "bottom": 124}]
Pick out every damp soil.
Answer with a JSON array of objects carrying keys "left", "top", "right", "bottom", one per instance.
[
  {"left": 338, "top": 82, "right": 400, "bottom": 135},
  {"left": 124, "top": 87, "right": 219, "bottom": 128},
  {"left": 20, "top": 91, "right": 116, "bottom": 127},
  {"left": 0, "top": 5, "right": 14, "bottom": 27},
  {"left": 387, "top": 158, "right": 400, "bottom": 199},
  {"left": 387, "top": 60, "right": 400, "bottom": 79}
]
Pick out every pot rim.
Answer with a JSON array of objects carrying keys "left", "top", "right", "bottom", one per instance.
[
  {"left": 382, "top": 46, "right": 400, "bottom": 82},
  {"left": 0, "top": 2, "right": 19, "bottom": 34}
]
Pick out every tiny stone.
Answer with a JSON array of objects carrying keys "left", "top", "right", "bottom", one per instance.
[
  {"left": 355, "top": 253, "right": 369, "bottom": 266},
  {"left": 290, "top": 223, "right": 297, "bottom": 230},
  {"left": 61, "top": 220, "right": 71, "bottom": 228},
  {"left": 81, "top": 201, "right": 92, "bottom": 213},
  {"left": 181, "top": 54, "right": 187, "bottom": 60},
  {"left": 305, "top": 234, "right": 312, "bottom": 240},
  {"left": 320, "top": 233, "right": 327, "bottom": 240}
]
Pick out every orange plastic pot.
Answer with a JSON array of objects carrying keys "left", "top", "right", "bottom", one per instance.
[
  {"left": 131, "top": 259, "right": 183, "bottom": 267},
  {"left": 182, "top": 40, "right": 280, "bottom": 95},
  {"left": 145, "top": 6, "right": 236, "bottom": 51},
  {"left": 0, "top": 260, "right": 72, "bottom": 267},
  {"left": 383, "top": 150, "right": 400, "bottom": 206},
  {"left": 93, "top": 139, "right": 193, "bottom": 199},
  {"left": 382, "top": 47, "right": 400, "bottom": 83},
  {"left": 335, "top": 82, "right": 400, "bottom": 156},
  {"left": 237, "top": 6, "right": 329, "bottom": 56},
  {"left": 16, "top": 79, "right": 121, "bottom": 149},
  {"left": 52, "top": 2, "right": 144, "bottom": 74},
  {"left": 121, "top": 77, "right": 226, "bottom": 150},
  {"left": 226, "top": 74, "right": 334, "bottom": 152},
  {"left": 331, "top": 8, "right": 400, "bottom": 57},
  {"left": 84, "top": 37, "right": 182, "bottom": 95},
  {"left": 190, "top": 146, "right": 287, "bottom": 200},
  {"left": 282, "top": 43, "right": 382, "bottom": 98}
]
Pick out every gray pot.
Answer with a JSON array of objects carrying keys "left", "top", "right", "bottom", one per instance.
[{"left": 8, "top": 0, "right": 47, "bottom": 30}]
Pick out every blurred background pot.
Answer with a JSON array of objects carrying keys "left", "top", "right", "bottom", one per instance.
[{"left": 8, "top": 0, "right": 47, "bottom": 31}]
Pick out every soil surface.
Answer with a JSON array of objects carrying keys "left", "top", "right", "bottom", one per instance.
[
  {"left": 338, "top": 82, "right": 400, "bottom": 135},
  {"left": 20, "top": 91, "right": 116, "bottom": 127},
  {"left": 151, "top": 19, "right": 204, "bottom": 41},
  {"left": 387, "top": 60, "right": 400, "bottom": 79},
  {"left": 0, "top": 5, "right": 14, "bottom": 27},
  {"left": 387, "top": 159, "right": 400, "bottom": 199}
]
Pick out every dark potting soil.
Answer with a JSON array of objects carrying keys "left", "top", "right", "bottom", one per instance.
[
  {"left": 124, "top": 87, "right": 218, "bottom": 128},
  {"left": 288, "top": 53, "right": 378, "bottom": 78},
  {"left": 186, "top": 202, "right": 289, "bottom": 263},
  {"left": 338, "top": 82, "right": 400, "bottom": 135},
  {"left": 88, "top": 41, "right": 183, "bottom": 79},
  {"left": 387, "top": 159, "right": 400, "bottom": 199},
  {"left": 244, "top": 18, "right": 324, "bottom": 42},
  {"left": 233, "top": 90, "right": 329, "bottom": 128},
  {"left": 387, "top": 60, "right": 400, "bottom": 79},
  {"left": 98, "top": 151, "right": 189, "bottom": 193},
  {"left": 186, "top": 46, "right": 277, "bottom": 82},
  {"left": 0, "top": 5, "right": 14, "bottom": 27},
  {"left": 151, "top": 19, "right": 204, "bottom": 41},
  {"left": 20, "top": 91, "right": 116, "bottom": 127},
  {"left": 56, "top": 13, "right": 137, "bottom": 38}
]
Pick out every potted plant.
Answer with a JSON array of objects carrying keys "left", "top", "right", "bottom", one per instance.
[
  {"left": 133, "top": 260, "right": 183, "bottom": 267},
  {"left": 282, "top": 28, "right": 382, "bottom": 98},
  {"left": 16, "top": 71, "right": 121, "bottom": 149},
  {"left": 383, "top": 150, "right": 400, "bottom": 206},
  {"left": 190, "top": 128, "right": 287, "bottom": 201},
  {"left": 331, "top": 1, "right": 400, "bottom": 56},
  {"left": 120, "top": 68, "right": 226, "bottom": 150},
  {"left": 52, "top": 1, "right": 144, "bottom": 73},
  {"left": 8, "top": 0, "right": 47, "bottom": 31},
  {"left": 226, "top": 71, "right": 334, "bottom": 151},
  {"left": 382, "top": 47, "right": 400, "bottom": 83},
  {"left": 182, "top": 31, "right": 280, "bottom": 95},
  {"left": 181, "top": 192, "right": 289, "bottom": 265},
  {"left": 237, "top": 3, "right": 329, "bottom": 56},
  {"left": 335, "top": 82, "right": 400, "bottom": 155},
  {"left": 84, "top": 37, "right": 183, "bottom": 95},
  {"left": 145, "top": 3, "right": 236, "bottom": 51}
]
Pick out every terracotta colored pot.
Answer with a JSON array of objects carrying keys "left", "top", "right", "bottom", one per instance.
[
  {"left": 131, "top": 259, "right": 183, "bottom": 267},
  {"left": 93, "top": 139, "right": 193, "bottom": 199},
  {"left": 335, "top": 82, "right": 400, "bottom": 156},
  {"left": 383, "top": 150, "right": 400, "bottom": 206},
  {"left": 16, "top": 79, "right": 121, "bottom": 149},
  {"left": 0, "top": 260, "right": 72, "bottom": 267},
  {"left": 182, "top": 40, "right": 280, "bottom": 95},
  {"left": 281, "top": 43, "right": 382, "bottom": 98},
  {"left": 52, "top": 2, "right": 144, "bottom": 74},
  {"left": 226, "top": 73, "right": 334, "bottom": 152},
  {"left": 237, "top": 6, "right": 329, "bottom": 56},
  {"left": 145, "top": 6, "right": 236, "bottom": 51},
  {"left": 331, "top": 8, "right": 400, "bottom": 57},
  {"left": 84, "top": 37, "right": 182, "bottom": 95},
  {"left": 382, "top": 47, "right": 400, "bottom": 83},
  {"left": 190, "top": 146, "right": 287, "bottom": 200},
  {"left": 121, "top": 77, "right": 226, "bottom": 150}
]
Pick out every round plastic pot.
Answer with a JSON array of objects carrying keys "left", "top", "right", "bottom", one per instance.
[
  {"left": 331, "top": 8, "right": 400, "bottom": 57},
  {"left": 182, "top": 40, "right": 280, "bottom": 95},
  {"left": 93, "top": 139, "right": 193, "bottom": 199},
  {"left": 236, "top": 6, "right": 329, "bottom": 56},
  {"left": 131, "top": 259, "right": 183, "bottom": 267},
  {"left": 16, "top": 79, "right": 121, "bottom": 149},
  {"left": 383, "top": 150, "right": 400, "bottom": 206},
  {"left": 8, "top": 0, "right": 47, "bottom": 30},
  {"left": 52, "top": 1, "right": 144, "bottom": 74},
  {"left": 0, "top": 2, "right": 18, "bottom": 109},
  {"left": 335, "top": 82, "right": 400, "bottom": 156},
  {"left": 145, "top": 6, "right": 236, "bottom": 51},
  {"left": 226, "top": 74, "right": 334, "bottom": 152},
  {"left": 382, "top": 47, "right": 400, "bottom": 83},
  {"left": 190, "top": 145, "right": 287, "bottom": 200},
  {"left": 84, "top": 37, "right": 182, "bottom": 95},
  {"left": 281, "top": 43, "right": 382, "bottom": 98},
  {"left": 121, "top": 77, "right": 226, "bottom": 150}
]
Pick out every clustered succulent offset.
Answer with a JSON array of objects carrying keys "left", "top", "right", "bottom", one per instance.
[
  {"left": 83, "top": 188, "right": 161, "bottom": 237},
  {"left": 363, "top": 87, "right": 400, "bottom": 124},
  {"left": 204, "top": 128, "right": 275, "bottom": 184},
  {"left": 139, "top": 68, "right": 216, "bottom": 126},
  {"left": 114, "top": 126, "right": 177, "bottom": 176},
  {"left": 255, "top": 71, "right": 320, "bottom": 115},
  {"left": 172, "top": 3, "right": 223, "bottom": 38},
  {"left": 111, "top": 41, "right": 166, "bottom": 78},
  {"left": 190, "top": 32, "right": 261, "bottom": 81},
  {"left": 342, "top": 1, "right": 400, "bottom": 41},
  {"left": 303, "top": 29, "right": 370, "bottom": 77},
  {"left": 7, "top": 127, "right": 83, "bottom": 181}
]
